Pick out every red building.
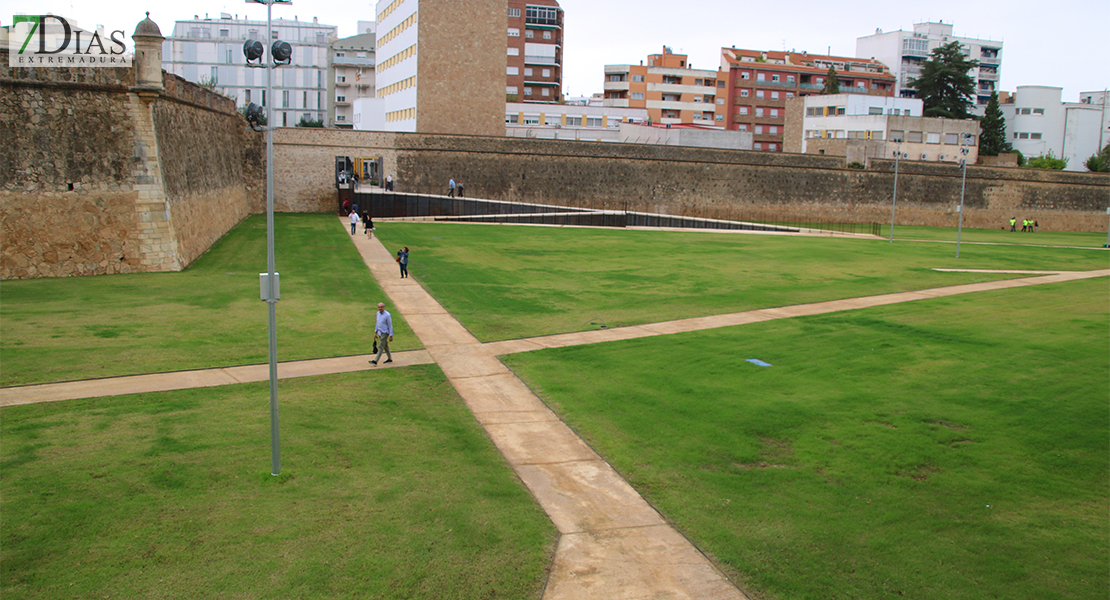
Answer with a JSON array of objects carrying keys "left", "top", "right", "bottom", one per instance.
[
  {"left": 506, "top": 0, "right": 563, "bottom": 103},
  {"left": 720, "top": 48, "right": 895, "bottom": 151}
]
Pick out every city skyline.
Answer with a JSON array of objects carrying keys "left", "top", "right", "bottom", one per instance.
[{"left": 6, "top": 0, "right": 1107, "bottom": 103}]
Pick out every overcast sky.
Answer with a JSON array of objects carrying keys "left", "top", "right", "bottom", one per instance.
[{"left": 5, "top": 0, "right": 1107, "bottom": 102}]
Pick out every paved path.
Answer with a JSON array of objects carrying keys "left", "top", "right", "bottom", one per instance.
[{"left": 2, "top": 220, "right": 1106, "bottom": 599}]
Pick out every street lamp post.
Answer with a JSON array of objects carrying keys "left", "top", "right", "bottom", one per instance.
[
  {"left": 956, "top": 135, "right": 971, "bottom": 259},
  {"left": 246, "top": 0, "right": 292, "bottom": 476},
  {"left": 889, "top": 141, "right": 905, "bottom": 243}
]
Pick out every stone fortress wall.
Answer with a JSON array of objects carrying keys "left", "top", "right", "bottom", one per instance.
[
  {"left": 0, "top": 30, "right": 262, "bottom": 280},
  {"left": 275, "top": 131, "right": 1109, "bottom": 232}
]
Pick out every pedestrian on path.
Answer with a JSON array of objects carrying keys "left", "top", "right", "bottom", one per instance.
[
  {"left": 457, "top": 180, "right": 465, "bottom": 198},
  {"left": 448, "top": 177, "right": 456, "bottom": 197},
  {"left": 385, "top": 174, "right": 394, "bottom": 191},
  {"left": 364, "top": 213, "right": 375, "bottom": 238},
  {"left": 370, "top": 302, "right": 393, "bottom": 365},
  {"left": 349, "top": 210, "right": 359, "bottom": 234},
  {"left": 397, "top": 246, "right": 409, "bottom": 278}
]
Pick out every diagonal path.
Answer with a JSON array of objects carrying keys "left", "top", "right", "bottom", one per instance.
[{"left": 2, "top": 220, "right": 1106, "bottom": 599}]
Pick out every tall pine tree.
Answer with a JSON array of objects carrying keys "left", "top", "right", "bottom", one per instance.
[
  {"left": 909, "top": 41, "right": 979, "bottom": 119},
  {"left": 978, "top": 91, "right": 1010, "bottom": 156},
  {"left": 822, "top": 65, "right": 840, "bottom": 95}
]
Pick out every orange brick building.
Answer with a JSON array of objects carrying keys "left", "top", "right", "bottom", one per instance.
[
  {"left": 506, "top": 0, "right": 563, "bottom": 104},
  {"left": 602, "top": 47, "right": 726, "bottom": 127}
]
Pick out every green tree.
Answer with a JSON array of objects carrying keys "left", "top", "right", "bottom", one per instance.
[
  {"left": 296, "top": 116, "right": 325, "bottom": 128},
  {"left": 1084, "top": 144, "right": 1110, "bottom": 172},
  {"left": 909, "top": 41, "right": 979, "bottom": 119},
  {"left": 822, "top": 65, "right": 840, "bottom": 95},
  {"left": 1023, "top": 150, "right": 1068, "bottom": 170},
  {"left": 978, "top": 91, "right": 1011, "bottom": 156}
]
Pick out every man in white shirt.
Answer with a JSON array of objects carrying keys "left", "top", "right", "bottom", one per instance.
[{"left": 370, "top": 302, "right": 393, "bottom": 365}]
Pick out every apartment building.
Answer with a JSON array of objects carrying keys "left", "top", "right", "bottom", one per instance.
[
  {"left": 783, "top": 94, "right": 979, "bottom": 165},
  {"left": 720, "top": 48, "right": 895, "bottom": 152},
  {"left": 1002, "top": 86, "right": 1110, "bottom": 171},
  {"left": 504, "top": 102, "right": 646, "bottom": 141},
  {"left": 506, "top": 0, "right": 563, "bottom": 104},
  {"left": 603, "top": 47, "right": 726, "bottom": 127},
  {"left": 856, "top": 21, "right": 1003, "bottom": 111},
  {"left": 162, "top": 13, "right": 337, "bottom": 127},
  {"left": 375, "top": 0, "right": 505, "bottom": 135},
  {"left": 328, "top": 23, "right": 376, "bottom": 129}
]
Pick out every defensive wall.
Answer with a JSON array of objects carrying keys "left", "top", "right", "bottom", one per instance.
[
  {"left": 0, "top": 38, "right": 262, "bottom": 280},
  {"left": 274, "top": 129, "right": 1110, "bottom": 231}
]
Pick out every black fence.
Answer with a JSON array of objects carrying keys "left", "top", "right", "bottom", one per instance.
[{"left": 353, "top": 191, "right": 880, "bottom": 237}]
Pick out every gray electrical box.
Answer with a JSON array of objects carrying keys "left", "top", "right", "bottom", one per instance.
[{"left": 259, "top": 272, "right": 281, "bottom": 301}]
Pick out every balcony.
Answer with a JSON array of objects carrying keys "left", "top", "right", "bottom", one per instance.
[
  {"left": 603, "top": 81, "right": 630, "bottom": 92},
  {"left": 756, "top": 79, "right": 799, "bottom": 89},
  {"left": 524, "top": 55, "right": 559, "bottom": 65}
]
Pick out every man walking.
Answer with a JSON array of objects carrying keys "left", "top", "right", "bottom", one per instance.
[
  {"left": 370, "top": 302, "right": 393, "bottom": 365},
  {"left": 448, "top": 177, "right": 456, "bottom": 198}
]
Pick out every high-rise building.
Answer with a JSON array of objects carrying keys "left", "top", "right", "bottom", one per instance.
[
  {"left": 161, "top": 13, "right": 337, "bottom": 127},
  {"left": 856, "top": 21, "right": 1002, "bottom": 111},
  {"left": 602, "top": 47, "right": 727, "bottom": 127},
  {"left": 506, "top": 0, "right": 563, "bottom": 104},
  {"left": 328, "top": 22, "right": 376, "bottom": 129},
  {"left": 374, "top": 0, "right": 505, "bottom": 135},
  {"left": 720, "top": 48, "right": 895, "bottom": 152}
]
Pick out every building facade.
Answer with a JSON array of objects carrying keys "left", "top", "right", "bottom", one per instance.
[
  {"left": 506, "top": 0, "right": 563, "bottom": 103},
  {"left": 720, "top": 48, "right": 895, "bottom": 152},
  {"left": 328, "top": 23, "right": 376, "bottom": 129},
  {"left": 505, "top": 101, "right": 646, "bottom": 141},
  {"left": 603, "top": 47, "right": 726, "bottom": 127},
  {"left": 162, "top": 13, "right": 337, "bottom": 127},
  {"left": 784, "top": 94, "right": 979, "bottom": 165},
  {"left": 374, "top": 0, "right": 506, "bottom": 135},
  {"left": 856, "top": 21, "right": 1002, "bottom": 111},
  {"left": 1002, "top": 86, "right": 1110, "bottom": 171}
]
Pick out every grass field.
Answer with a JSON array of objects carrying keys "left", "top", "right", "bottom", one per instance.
[
  {"left": 0, "top": 367, "right": 557, "bottom": 600},
  {"left": 373, "top": 222, "right": 1108, "bottom": 342},
  {"left": 503, "top": 278, "right": 1109, "bottom": 600},
  {"left": 887, "top": 224, "right": 1109, "bottom": 247},
  {"left": 0, "top": 214, "right": 415, "bottom": 386}
]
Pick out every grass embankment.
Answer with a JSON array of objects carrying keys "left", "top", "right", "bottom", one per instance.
[
  {"left": 1, "top": 214, "right": 415, "bottom": 386},
  {"left": 0, "top": 367, "right": 558, "bottom": 599},
  {"left": 374, "top": 222, "right": 1107, "bottom": 342},
  {"left": 503, "top": 279, "right": 1109, "bottom": 600}
]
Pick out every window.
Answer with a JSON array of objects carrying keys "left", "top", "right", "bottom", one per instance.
[
  {"left": 316, "top": 33, "right": 325, "bottom": 44},
  {"left": 1033, "top": 108, "right": 1045, "bottom": 115},
  {"left": 525, "top": 67, "right": 533, "bottom": 77},
  {"left": 272, "top": 30, "right": 278, "bottom": 39},
  {"left": 526, "top": 6, "right": 559, "bottom": 25},
  {"left": 770, "top": 109, "right": 778, "bottom": 118},
  {"left": 507, "top": 66, "right": 519, "bottom": 75},
  {"left": 741, "top": 72, "right": 750, "bottom": 80},
  {"left": 244, "top": 89, "right": 251, "bottom": 103},
  {"left": 769, "top": 144, "right": 777, "bottom": 151},
  {"left": 1018, "top": 132, "right": 1029, "bottom": 139},
  {"left": 586, "top": 117, "right": 602, "bottom": 127},
  {"left": 756, "top": 90, "right": 764, "bottom": 99},
  {"left": 282, "top": 90, "right": 289, "bottom": 108},
  {"left": 944, "top": 133, "right": 958, "bottom": 145},
  {"left": 786, "top": 92, "right": 794, "bottom": 98},
  {"left": 757, "top": 73, "right": 765, "bottom": 81},
  {"left": 716, "top": 114, "right": 724, "bottom": 121},
  {"left": 508, "top": 28, "right": 519, "bottom": 37},
  {"left": 756, "top": 108, "right": 764, "bottom": 117},
  {"left": 769, "top": 126, "right": 778, "bottom": 134},
  {"left": 907, "top": 131, "right": 923, "bottom": 143},
  {"left": 787, "top": 75, "right": 795, "bottom": 83},
  {"left": 545, "top": 114, "right": 560, "bottom": 125},
  {"left": 225, "top": 48, "right": 233, "bottom": 64},
  {"left": 771, "top": 91, "right": 779, "bottom": 100},
  {"left": 806, "top": 107, "right": 818, "bottom": 116},
  {"left": 754, "top": 142, "right": 762, "bottom": 150},
  {"left": 869, "top": 107, "right": 883, "bottom": 115},
  {"left": 631, "top": 92, "right": 644, "bottom": 100},
  {"left": 772, "top": 74, "right": 780, "bottom": 82},
  {"left": 1030, "top": 133, "right": 1042, "bottom": 139},
  {"left": 249, "top": 29, "right": 258, "bottom": 39},
  {"left": 541, "top": 88, "right": 550, "bottom": 97},
  {"left": 337, "top": 75, "right": 346, "bottom": 83},
  {"left": 508, "top": 47, "right": 520, "bottom": 56},
  {"left": 219, "top": 28, "right": 229, "bottom": 37},
  {"left": 507, "top": 85, "right": 518, "bottom": 95},
  {"left": 506, "top": 113, "right": 519, "bottom": 123},
  {"left": 525, "top": 30, "right": 534, "bottom": 38},
  {"left": 261, "top": 90, "right": 265, "bottom": 106},
  {"left": 717, "top": 98, "right": 724, "bottom": 105},
  {"left": 336, "top": 95, "right": 345, "bottom": 102},
  {"left": 542, "top": 68, "right": 551, "bottom": 77},
  {"left": 740, "top": 89, "right": 749, "bottom": 97},
  {"left": 336, "top": 115, "right": 345, "bottom": 122},
  {"left": 543, "top": 31, "right": 551, "bottom": 39},
  {"left": 718, "top": 81, "right": 725, "bottom": 88},
  {"left": 508, "top": 7, "right": 521, "bottom": 17},
  {"left": 755, "top": 125, "right": 763, "bottom": 134},
  {"left": 927, "top": 133, "right": 941, "bottom": 144},
  {"left": 566, "top": 116, "right": 582, "bottom": 126},
  {"left": 738, "top": 106, "right": 748, "bottom": 115},
  {"left": 524, "top": 87, "right": 532, "bottom": 96}
]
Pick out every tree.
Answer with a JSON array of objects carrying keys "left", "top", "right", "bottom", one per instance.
[
  {"left": 1085, "top": 144, "right": 1110, "bottom": 173},
  {"left": 978, "top": 91, "right": 1010, "bottom": 156},
  {"left": 296, "top": 116, "right": 325, "bottom": 128},
  {"left": 822, "top": 65, "right": 840, "bottom": 95},
  {"left": 908, "top": 41, "right": 979, "bottom": 119}
]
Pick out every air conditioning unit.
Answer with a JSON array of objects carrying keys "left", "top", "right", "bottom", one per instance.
[
  {"left": 939, "top": 154, "right": 946, "bottom": 160},
  {"left": 921, "top": 153, "right": 928, "bottom": 160}
]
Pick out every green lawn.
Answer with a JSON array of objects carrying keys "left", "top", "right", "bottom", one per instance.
[
  {"left": 502, "top": 279, "right": 1109, "bottom": 600},
  {"left": 1, "top": 214, "right": 416, "bottom": 386},
  {"left": 373, "top": 222, "right": 1108, "bottom": 342},
  {"left": 888, "top": 224, "right": 1109, "bottom": 248},
  {"left": 0, "top": 367, "right": 557, "bottom": 600}
]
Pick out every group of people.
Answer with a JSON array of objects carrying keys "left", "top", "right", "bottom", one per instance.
[
  {"left": 447, "top": 177, "right": 465, "bottom": 198},
  {"left": 1009, "top": 217, "right": 1039, "bottom": 232},
  {"left": 346, "top": 202, "right": 376, "bottom": 237}
]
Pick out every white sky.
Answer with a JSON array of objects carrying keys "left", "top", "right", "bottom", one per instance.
[{"left": 4, "top": 0, "right": 1107, "bottom": 102}]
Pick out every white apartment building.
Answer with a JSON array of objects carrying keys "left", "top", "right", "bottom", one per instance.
[
  {"left": 856, "top": 21, "right": 1002, "bottom": 113},
  {"left": 1003, "top": 86, "right": 1110, "bottom": 171},
  {"left": 786, "top": 94, "right": 979, "bottom": 165},
  {"left": 505, "top": 102, "right": 647, "bottom": 141},
  {"left": 162, "top": 13, "right": 337, "bottom": 127},
  {"left": 328, "top": 22, "right": 376, "bottom": 129}
]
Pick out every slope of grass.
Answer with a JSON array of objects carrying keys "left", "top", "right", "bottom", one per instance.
[
  {"left": 1, "top": 214, "right": 415, "bottom": 386},
  {"left": 503, "top": 278, "right": 1109, "bottom": 600},
  {"left": 0, "top": 367, "right": 557, "bottom": 599}
]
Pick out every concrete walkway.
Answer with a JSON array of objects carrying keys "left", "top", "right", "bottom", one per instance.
[{"left": 2, "top": 220, "right": 1106, "bottom": 599}]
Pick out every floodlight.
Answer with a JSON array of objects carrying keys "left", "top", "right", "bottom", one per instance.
[
  {"left": 271, "top": 40, "right": 292, "bottom": 65},
  {"left": 243, "top": 39, "right": 264, "bottom": 64}
]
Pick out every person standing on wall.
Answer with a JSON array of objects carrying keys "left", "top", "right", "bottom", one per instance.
[
  {"left": 386, "top": 174, "right": 394, "bottom": 191},
  {"left": 448, "top": 177, "right": 456, "bottom": 198},
  {"left": 396, "top": 246, "right": 409, "bottom": 278},
  {"left": 370, "top": 302, "right": 393, "bottom": 365}
]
